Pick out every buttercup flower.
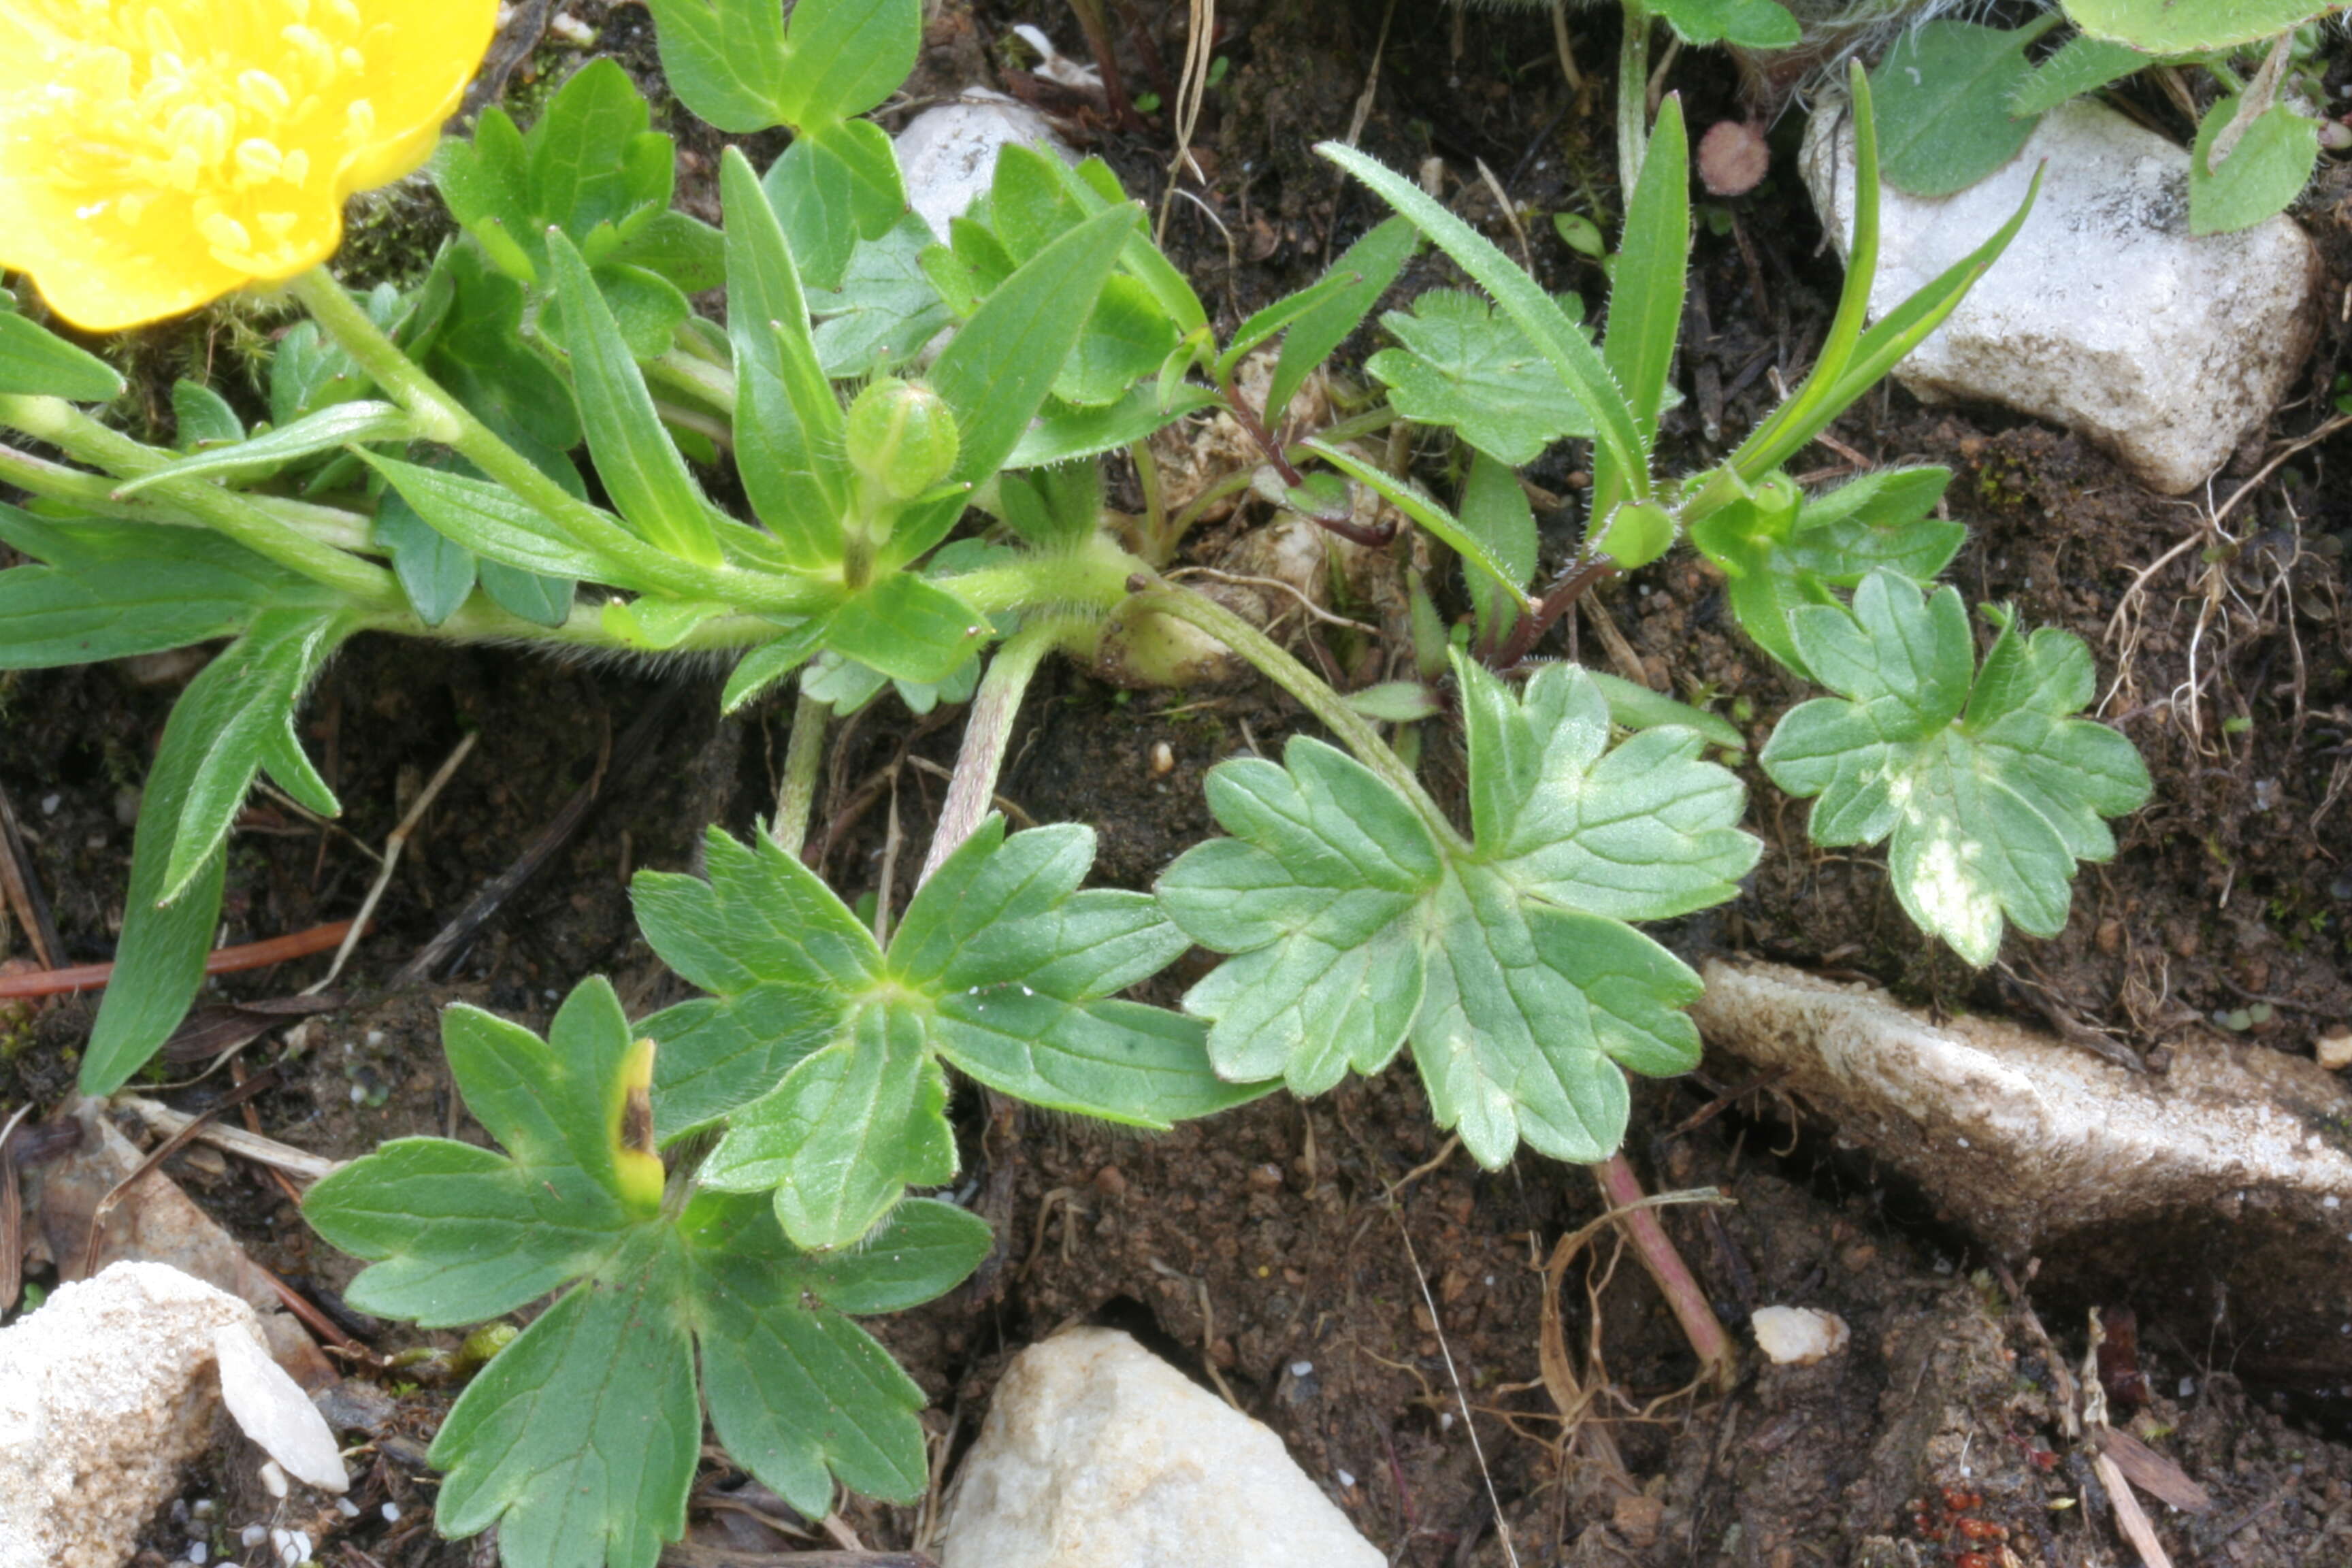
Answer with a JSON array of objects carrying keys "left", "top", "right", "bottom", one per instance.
[{"left": 0, "top": 0, "right": 499, "bottom": 331}]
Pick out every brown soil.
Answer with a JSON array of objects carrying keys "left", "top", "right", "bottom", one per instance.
[{"left": 5, "top": 0, "right": 2352, "bottom": 1564}]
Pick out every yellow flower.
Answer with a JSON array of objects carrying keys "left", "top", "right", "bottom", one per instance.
[{"left": 0, "top": 0, "right": 499, "bottom": 331}]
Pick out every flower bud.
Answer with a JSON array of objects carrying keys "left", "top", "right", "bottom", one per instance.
[{"left": 845, "top": 378, "right": 960, "bottom": 502}]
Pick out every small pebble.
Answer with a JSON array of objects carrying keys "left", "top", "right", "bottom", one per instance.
[
  {"left": 39, "top": 794, "right": 59, "bottom": 815},
  {"left": 241, "top": 1526, "right": 268, "bottom": 1549},
  {"left": 1148, "top": 740, "right": 1174, "bottom": 777},
  {"left": 1289, "top": 1360, "right": 1313, "bottom": 1377},
  {"left": 186, "top": 1545, "right": 208, "bottom": 1565},
  {"left": 1335, "top": 1469, "right": 1356, "bottom": 1488},
  {"left": 365, "top": 1030, "right": 386, "bottom": 1047},
  {"left": 381, "top": 1503, "right": 401, "bottom": 1524},
  {"left": 336, "top": 1499, "right": 361, "bottom": 1519},
  {"left": 257, "top": 1460, "right": 288, "bottom": 1499}
]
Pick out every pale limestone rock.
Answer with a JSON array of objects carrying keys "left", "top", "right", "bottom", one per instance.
[
  {"left": 212, "top": 1324, "right": 346, "bottom": 1493},
  {"left": 0, "top": 1262, "right": 257, "bottom": 1568},
  {"left": 1750, "top": 1305, "right": 1850, "bottom": 1366},
  {"left": 1802, "top": 97, "right": 2320, "bottom": 495},
  {"left": 940, "top": 1328, "right": 1384, "bottom": 1568},
  {"left": 894, "top": 92, "right": 1074, "bottom": 242}
]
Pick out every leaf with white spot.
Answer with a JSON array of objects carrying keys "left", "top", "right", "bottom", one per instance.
[{"left": 1759, "top": 571, "right": 2151, "bottom": 965}]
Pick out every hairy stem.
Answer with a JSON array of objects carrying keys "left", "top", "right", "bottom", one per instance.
[
  {"left": 0, "top": 395, "right": 397, "bottom": 605},
  {"left": 917, "top": 617, "right": 1064, "bottom": 885},
  {"left": 1592, "top": 1152, "right": 1735, "bottom": 1390},
  {"left": 1128, "top": 585, "right": 1461, "bottom": 848},
  {"left": 771, "top": 689, "right": 832, "bottom": 858},
  {"left": 289, "top": 269, "right": 828, "bottom": 617}
]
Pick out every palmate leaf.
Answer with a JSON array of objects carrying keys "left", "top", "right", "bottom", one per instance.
[
  {"left": 1759, "top": 572, "right": 2151, "bottom": 966},
  {"left": 632, "top": 818, "right": 1266, "bottom": 1251},
  {"left": 1156, "top": 652, "right": 1759, "bottom": 1168},
  {"left": 1366, "top": 290, "right": 1598, "bottom": 466},
  {"left": 305, "top": 979, "right": 989, "bottom": 1568}
]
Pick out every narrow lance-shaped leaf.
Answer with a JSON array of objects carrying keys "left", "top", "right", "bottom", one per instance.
[
  {"left": 1604, "top": 93, "right": 1690, "bottom": 448},
  {"left": 546, "top": 229, "right": 724, "bottom": 568},
  {"left": 82, "top": 608, "right": 352, "bottom": 1094},
  {"left": 1267, "top": 215, "right": 1418, "bottom": 428},
  {"left": 111, "top": 402, "right": 416, "bottom": 495},
  {"left": 0, "top": 311, "right": 127, "bottom": 402}
]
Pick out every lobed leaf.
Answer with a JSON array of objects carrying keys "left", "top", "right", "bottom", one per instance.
[
  {"left": 1365, "top": 289, "right": 1598, "bottom": 466},
  {"left": 634, "top": 818, "right": 1258, "bottom": 1250},
  {"left": 1158, "top": 654, "right": 1757, "bottom": 1165},
  {"left": 1759, "top": 572, "right": 2151, "bottom": 964},
  {"left": 304, "top": 978, "right": 990, "bottom": 1568}
]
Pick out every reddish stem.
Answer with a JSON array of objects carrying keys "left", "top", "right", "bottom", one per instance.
[
  {"left": 1592, "top": 1152, "right": 1737, "bottom": 1390},
  {"left": 0, "top": 919, "right": 363, "bottom": 1000}
]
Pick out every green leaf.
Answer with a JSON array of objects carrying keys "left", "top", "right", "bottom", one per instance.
[
  {"left": 1054, "top": 277, "right": 1184, "bottom": 408},
  {"left": 170, "top": 380, "right": 244, "bottom": 448},
  {"left": 0, "top": 506, "right": 332, "bottom": 667},
  {"left": 1307, "top": 440, "right": 1529, "bottom": 609},
  {"left": 723, "top": 148, "right": 850, "bottom": 568},
  {"left": 1648, "top": 0, "right": 1800, "bottom": 46},
  {"left": 419, "top": 248, "right": 583, "bottom": 455},
  {"left": 2063, "top": 0, "right": 2339, "bottom": 52},
  {"left": 1693, "top": 466, "right": 1963, "bottom": 677},
  {"left": 1267, "top": 216, "right": 1418, "bottom": 426},
  {"left": 480, "top": 560, "right": 578, "bottom": 627},
  {"left": 643, "top": 0, "right": 795, "bottom": 132},
  {"left": 1605, "top": 95, "right": 1689, "bottom": 442},
  {"left": 435, "top": 59, "right": 683, "bottom": 291},
  {"left": 1869, "top": 20, "right": 2059, "bottom": 198},
  {"left": 304, "top": 979, "right": 985, "bottom": 1568},
  {"left": 361, "top": 453, "right": 655, "bottom": 589},
  {"left": 765, "top": 119, "right": 911, "bottom": 293},
  {"left": 1005, "top": 382, "right": 1222, "bottom": 469},
  {"left": 1458, "top": 448, "right": 1536, "bottom": 649},
  {"left": 1759, "top": 572, "right": 2151, "bottom": 965},
  {"left": 545, "top": 231, "right": 724, "bottom": 568},
  {"left": 928, "top": 203, "right": 1139, "bottom": 490},
  {"left": 1320, "top": 142, "right": 1650, "bottom": 501},
  {"left": 1366, "top": 290, "right": 1597, "bottom": 466},
  {"left": 112, "top": 402, "right": 414, "bottom": 495},
  {"left": 2190, "top": 94, "right": 2319, "bottom": 235},
  {"left": 1157, "top": 653, "right": 1758, "bottom": 1165},
  {"left": 635, "top": 819, "right": 1258, "bottom": 1249},
  {"left": 82, "top": 609, "right": 351, "bottom": 1094},
  {"left": 1584, "top": 668, "right": 1746, "bottom": 751},
  {"left": 826, "top": 573, "right": 990, "bottom": 683},
  {"left": 372, "top": 489, "right": 478, "bottom": 627},
  {"left": 719, "top": 620, "right": 831, "bottom": 715},
  {"left": 2010, "top": 33, "right": 2151, "bottom": 116},
  {"left": 158, "top": 610, "right": 347, "bottom": 903},
  {"left": 772, "top": 0, "right": 923, "bottom": 127},
  {"left": 0, "top": 312, "right": 125, "bottom": 402},
  {"left": 808, "top": 215, "right": 955, "bottom": 378}
]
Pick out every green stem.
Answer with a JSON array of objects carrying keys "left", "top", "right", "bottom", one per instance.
[
  {"left": 1617, "top": 1, "right": 1653, "bottom": 200},
  {"left": 0, "top": 395, "right": 397, "bottom": 605},
  {"left": 771, "top": 689, "right": 832, "bottom": 858},
  {"left": 423, "top": 598, "right": 781, "bottom": 653},
  {"left": 648, "top": 350, "right": 738, "bottom": 416},
  {"left": 288, "top": 268, "right": 828, "bottom": 617},
  {"left": 1128, "top": 585, "right": 1461, "bottom": 848},
  {"left": 945, "top": 532, "right": 1150, "bottom": 619},
  {"left": 0, "top": 441, "right": 378, "bottom": 553},
  {"left": 917, "top": 617, "right": 1066, "bottom": 885}
]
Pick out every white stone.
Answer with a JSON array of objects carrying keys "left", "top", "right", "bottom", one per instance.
[
  {"left": 940, "top": 1328, "right": 1384, "bottom": 1568},
  {"left": 212, "top": 1325, "right": 346, "bottom": 1493},
  {"left": 1802, "top": 97, "right": 2320, "bottom": 495},
  {"left": 1750, "top": 1305, "right": 1850, "bottom": 1366},
  {"left": 0, "top": 1262, "right": 258, "bottom": 1568},
  {"left": 2318, "top": 1027, "right": 2352, "bottom": 1072},
  {"left": 895, "top": 92, "right": 1076, "bottom": 242}
]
